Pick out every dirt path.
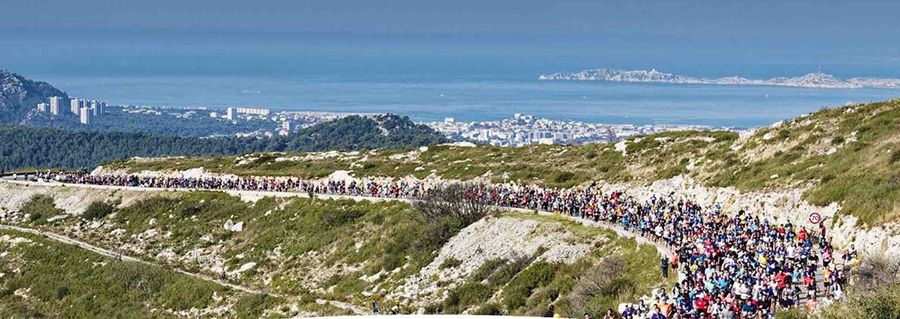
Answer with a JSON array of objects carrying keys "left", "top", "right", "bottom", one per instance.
[
  {"left": 0, "top": 224, "right": 278, "bottom": 296},
  {"left": 0, "top": 223, "right": 371, "bottom": 315}
]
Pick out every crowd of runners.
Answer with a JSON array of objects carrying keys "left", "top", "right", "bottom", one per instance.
[{"left": 28, "top": 170, "right": 858, "bottom": 318}]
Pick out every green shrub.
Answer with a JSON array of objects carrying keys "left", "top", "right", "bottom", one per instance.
[
  {"left": 832, "top": 136, "right": 846, "bottom": 145},
  {"left": 471, "top": 258, "right": 508, "bottom": 282},
  {"left": 473, "top": 303, "right": 503, "bottom": 315},
  {"left": 55, "top": 287, "right": 69, "bottom": 300},
  {"left": 83, "top": 201, "right": 116, "bottom": 220},
  {"left": 322, "top": 208, "right": 365, "bottom": 228},
  {"left": 233, "top": 294, "right": 277, "bottom": 318},
  {"left": 444, "top": 282, "right": 493, "bottom": 311},
  {"left": 440, "top": 257, "right": 463, "bottom": 269},
  {"left": 488, "top": 257, "right": 533, "bottom": 287},
  {"left": 20, "top": 194, "right": 62, "bottom": 223},
  {"left": 551, "top": 171, "right": 575, "bottom": 184},
  {"left": 503, "top": 261, "right": 559, "bottom": 311}
]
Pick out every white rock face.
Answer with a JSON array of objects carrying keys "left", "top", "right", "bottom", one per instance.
[
  {"left": 235, "top": 262, "right": 256, "bottom": 274},
  {"left": 392, "top": 215, "right": 598, "bottom": 307},
  {"left": 601, "top": 175, "right": 900, "bottom": 261}
]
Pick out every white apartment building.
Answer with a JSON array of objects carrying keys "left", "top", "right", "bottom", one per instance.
[
  {"left": 79, "top": 107, "right": 92, "bottom": 125},
  {"left": 49, "top": 96, "right": 65, "bottom": 116}
]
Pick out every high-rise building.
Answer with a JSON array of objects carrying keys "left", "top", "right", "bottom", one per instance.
[
  {"left": 225, "top": 107, "right": 235, "bottom": 121},
  {"left": 235, "top": 107, "right": 270, "bottom": 116},
  {"left": 90, "top": 100, "right": 100, "bottom": 116},
  {"left": 37, "top": 103, "right": 48, "bottom": 113},
  {"left": 49, "top": 96, "right": 65, "bottom": 116},
  {"left": 79, "top": 107, "right": 92, "bottom": 125},
  {"left": 70, "top": 98, "right": 80, "bottom": 115},
  {"left": 279, "top": 120, "right": 292, "bottom": 136}
]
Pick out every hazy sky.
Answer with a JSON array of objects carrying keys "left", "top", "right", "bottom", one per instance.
[
  {"left": 2, "top": 0, "right": 899, "bottom": 77},
  {"left": 3, "top": 0, "right": 898, "bottom": 39}
]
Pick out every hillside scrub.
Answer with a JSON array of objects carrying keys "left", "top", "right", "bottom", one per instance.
[
  {"left": 15, "top": 191, "right": 475, "bottom": 309},
  {"left": 110, "top": 99, "right": 900, "bottom": 225},
  {"left": 19, "top": 194, "right": 63, "bottom": 223},
  {"left": 0, "top": 229, "right": 273, "bottom": 318},
  {"left": 415, "top": 182, "right": 491, "bottom": 226},
  {"left": 82, "top": 200, "right": 117, "bottom": 220}
]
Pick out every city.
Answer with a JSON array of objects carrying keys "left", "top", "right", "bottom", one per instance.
[
  {"left": 424, "top": 113, "right": 733, "bottom": 146},
  {"left": 36, "top": 98, "right": 737, "bottom": 145}
]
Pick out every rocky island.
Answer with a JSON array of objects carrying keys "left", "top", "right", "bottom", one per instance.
[{"left": 539, "top": 68, "right": 900, "bottom": 89}]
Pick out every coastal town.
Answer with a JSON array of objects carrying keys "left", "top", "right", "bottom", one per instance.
[
  {"left": 424, "top": 113, "right": 728, "bottom": 146},
  {"left": 35, "top": 96, "right": 735, "bottom": 145}
]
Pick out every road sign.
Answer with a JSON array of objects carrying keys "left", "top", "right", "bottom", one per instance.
[{"left": 808, "top": 212, "right": 822, "bottom": 224}]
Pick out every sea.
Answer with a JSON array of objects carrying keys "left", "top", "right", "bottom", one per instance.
[{"left": 3, "top": 30, "right": 899, "bottom": 128}]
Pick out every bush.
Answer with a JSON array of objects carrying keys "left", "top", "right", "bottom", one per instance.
[
  {"left": 415, "top": 183, "right": 490, "bottom": 226},
  {"left": 83, "top": 201, "right": 116, "bottom": 220},
  {"left": 488, "top": 256, "right": 533, "bottom": 287},
  {"left": 233, "top": 294, "right": 277, "bottom": 318},
  {"left": 322, "top": 208, "right": 365, "bottom": 228},
  {"left": 473, "top": 303, "right": 503, "bottom": 315},
  {"left": 471, "top": 258, "right": 508, "bottom": 282},
  {"left": 440, "top": 257, "right": 463, "bottom": 269},
  {"left": 444, "top": 282, "right": 494, "bottom": 311},
  {"left": 503, "top": 261, "right": 559, "bottom": 311},
  {"left": 566, "top": 257, "right": 627, "bottom": 317},
  {"left": 55, "top": 286, "right": 69, "bottom": 300},
  {"left": 551, "top": 171, "right": 575, "bottom": 184},
  {"left": 832, "top": 136, "right": 846, "bottom": 145},
  {"left": 20, "top": 194, "right": 62, "bottom": 223}
]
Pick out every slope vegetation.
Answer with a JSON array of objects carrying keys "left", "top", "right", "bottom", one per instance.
[
  {"left": 1, "top": 114, "right": 447, "bottom": 170},
  {"left": 115, "top": 99, "right": 900, "bottom": 225},
  {"left": 0, "top": 183, "right": 667, "bottom": 317}
]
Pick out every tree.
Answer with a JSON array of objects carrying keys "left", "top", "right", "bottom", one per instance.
[{"left": 414, "top": 183, "right": 490, "bottom": 226}]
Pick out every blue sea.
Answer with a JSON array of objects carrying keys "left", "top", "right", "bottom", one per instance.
[{"left": 2, "top": 30, "right": 898, "bottom": 128}]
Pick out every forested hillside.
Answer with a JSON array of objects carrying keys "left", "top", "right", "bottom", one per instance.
[{"left": 1, "top": 114, "right": 448, "bottom": 170}]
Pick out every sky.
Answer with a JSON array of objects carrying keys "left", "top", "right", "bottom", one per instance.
[
  {"left": 1, "top": 0, "right": 899, "bottom": 77},
  {"left": 2, "top": 0, "right": 898, "bottom": 39}
]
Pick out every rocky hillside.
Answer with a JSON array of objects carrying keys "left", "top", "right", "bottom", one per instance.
[
  {"left": 114, "top": 99, "right": 900, "bottom": 227},
  {"left": 0, "top": 182, "right": 665, "bottom": 317},
  {"left": 0, "top": 70, "right": 67, "bottom": 123}
]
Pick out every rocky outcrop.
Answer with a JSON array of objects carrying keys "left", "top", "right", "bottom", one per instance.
[
  {"left": 602, "top": 175, "right": 900, "bottom": 261},
  {"left": 392, "top": 215, "right": 601, "bottom": 307},
  {"left": 0, "top": 70, "right": 67, "bottom": 123}
]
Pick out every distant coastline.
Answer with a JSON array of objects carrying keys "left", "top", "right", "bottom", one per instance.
[{"left": 539, "top": 68, "right": 900, "bottom": 89}]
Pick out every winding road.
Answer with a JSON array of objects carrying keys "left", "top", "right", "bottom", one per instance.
[{"left": 0, "top": 179, "right": 828, "bottom": 310}]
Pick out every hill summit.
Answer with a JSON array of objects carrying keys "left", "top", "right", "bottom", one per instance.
[
  {"left": 282, "top": 114, "right": 449, "bottom": 151},
  {"left": 0, "top": 70, "right": 67, "bottom": 123}
]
